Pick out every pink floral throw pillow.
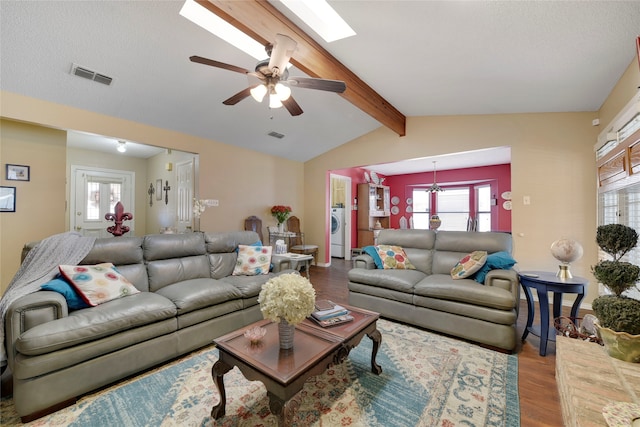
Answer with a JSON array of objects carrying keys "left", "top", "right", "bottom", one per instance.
[
  {"left": 233, "top": 245, "right": 272, "bottom": 276},
  {"left": 59, "top": 263, "right": 140, "bottom": 306}
]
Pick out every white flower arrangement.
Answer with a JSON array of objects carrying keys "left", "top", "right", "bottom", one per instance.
[
  {"left": 257, "top": 273, "right": 316, "bottom": 325},
  {"left": 193, "top": 199, "right": 207, "bottom": 218}
]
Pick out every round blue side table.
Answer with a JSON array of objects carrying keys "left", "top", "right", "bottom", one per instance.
[{"left": 518, "top": 271, "right": 588, "bottom": 356}]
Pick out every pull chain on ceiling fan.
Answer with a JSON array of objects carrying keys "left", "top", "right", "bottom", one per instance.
[{"left": 190, "top": 34, "right": 346, "bottom": 116}]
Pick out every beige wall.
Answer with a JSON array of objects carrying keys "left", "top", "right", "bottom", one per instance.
[
  {"left": 597, "top": 60, "right": 640, "bottom": 131},
  {"left": 0, "top": 91, "right": 304, "bottom": 293},
  {"left": 1, "top": 120, "right": 67, "bottom": 291}
]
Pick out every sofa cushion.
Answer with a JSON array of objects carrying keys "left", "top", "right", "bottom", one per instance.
[
  {"left": 473, "top": 251, "right": 517, "bottom": 283},
  {"left": 41, "top": 275, "right": 90, "bottom": 310},
  {"left": 376, "top": 245, "right": 416, "bottom": 270},
  {"left": 348, "top": 268, "right": 426, "bottom": 293},
  {"left": 59, "top": 263, "right": 140, "bottom": 306},
  {"left": 414, "top": 274, "right": 516, "bottom": 310},
  {"left": 220, "top": 274, "right": 275, "bottom": 299},
  {"left": 15, "top": 292, "right": 176, "bottom": 356},
  {"left": 147, "top": 255, "right": 211, "bottom": 292},
  {"left": 451, "top": 251, "right": 487, "bottom": 279},
  {"left": 155, "top": 278, "right": 243, "bottom": 315}
]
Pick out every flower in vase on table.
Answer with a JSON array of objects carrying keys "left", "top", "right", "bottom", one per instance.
[
  {"left": 257, "top": 273, "right": 316, "bottom": 325},
  {"left": 271, "top": 205, "right": 292, "bottom": 225}
]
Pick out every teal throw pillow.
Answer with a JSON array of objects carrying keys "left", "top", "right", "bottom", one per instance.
[
  {"left": 41, "top": 275, "right": 90, "bottom": 310},
  {"left": 473, "top": 251, "right": 517, "bottom": 283},
  {"left": 363, "top": 246, "right": 383, "bottom": 269}
]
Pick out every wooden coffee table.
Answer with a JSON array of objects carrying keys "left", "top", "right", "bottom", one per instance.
[{"left": 210, "top": 305, "right": 381, "bottom": 426}]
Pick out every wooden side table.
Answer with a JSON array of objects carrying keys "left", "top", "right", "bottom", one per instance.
[{"left": 518, "top": 271, "right": 588, "bottom": 356}]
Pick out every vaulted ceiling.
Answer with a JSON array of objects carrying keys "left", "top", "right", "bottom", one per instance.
[{"left": 1, "top": 1, "right": 639, "bottom": 166}]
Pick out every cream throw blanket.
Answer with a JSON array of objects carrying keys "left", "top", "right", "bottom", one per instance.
[{"left": 0, "top": 232, "right": 96, "bottom": 365}]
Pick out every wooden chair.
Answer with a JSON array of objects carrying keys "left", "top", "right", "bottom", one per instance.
[
  {"left": 244, "top": 216, "right": 264, "bottom": 243},
  {"left": 286, "top": 215, "right": 319, "bottom": 265}
]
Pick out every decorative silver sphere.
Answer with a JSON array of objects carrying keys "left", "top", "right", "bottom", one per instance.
[{"left": 550, "top": 238, "right": 584, "bottom": 279}]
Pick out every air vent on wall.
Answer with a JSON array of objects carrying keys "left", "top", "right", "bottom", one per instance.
[
  {"left": 267, "top": 131, "right": 285, "bottom": 139},
  {"left": 70, "top": 63, "right": 113, "bottom": 86}
]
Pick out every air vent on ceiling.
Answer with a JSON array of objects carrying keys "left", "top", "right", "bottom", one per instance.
[
  {"left": 267, "top": 131, "right": 285, "bottom": 139},
  {"left": 70, "top": 63, "right": 113, "bottom": 86}
]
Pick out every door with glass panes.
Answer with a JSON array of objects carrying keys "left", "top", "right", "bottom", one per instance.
[{"left": 71, "top": 166, "right": 135, "bottom": 237}]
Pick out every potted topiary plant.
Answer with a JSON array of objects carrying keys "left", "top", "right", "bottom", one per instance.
[{"left": 591, "top": 224, "right": 640, "bottom": 363}]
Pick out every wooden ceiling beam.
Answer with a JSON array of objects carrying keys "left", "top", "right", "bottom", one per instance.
[{"left": 197, "top": 0, "right": 406, "bottom": 136}]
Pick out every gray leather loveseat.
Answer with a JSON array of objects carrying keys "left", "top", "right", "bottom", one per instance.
[
  {"left": 348, "top": 229, "right": 519, "bottom": 351},
  {"left": 4, "top": 231, "right": 288, "bottom": 421}
]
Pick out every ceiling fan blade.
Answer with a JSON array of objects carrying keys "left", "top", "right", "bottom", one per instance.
[
  {"left": 222, "top": 86, "right": 255, "bottom": 105},
  {"left": 268, "top": 34, "right": 297, "bottom": 77},
  {"left": 190, "top": 55, "right": 250, "bottom": 75},
  {"left": 287, "top": 77, "right": 346, "bottom": 93},
  {"left": 282, "top": 95, "right": 303, "bottom": 116}
]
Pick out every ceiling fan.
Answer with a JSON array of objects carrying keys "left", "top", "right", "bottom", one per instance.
[{"left": 190, "top": 34, "right": 347, "bottom": 116}]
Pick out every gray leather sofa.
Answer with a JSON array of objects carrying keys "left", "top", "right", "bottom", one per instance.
[
  {"left": 348, "top": 229, "right": 519, "bottom": 351},
  {"left": 4, "top": 231, "right": 288, "bottom": 421}
]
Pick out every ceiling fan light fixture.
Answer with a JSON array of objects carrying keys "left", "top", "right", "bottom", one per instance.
[
  {"left": 274, "top": 83, "right": 291, "bottom": 101},
  {"left": 269, "top": 93, "right": 283, "bottom": 109},
  {"left": 250, "top": 84, "right": 267, "bottom": 102},
  {"left": 117, "top": 140, "right": 127, "bottom": 153}
]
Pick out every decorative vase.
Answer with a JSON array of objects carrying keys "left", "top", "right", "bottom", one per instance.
[
  {"left": 277, "top": 222, "right": 285, "bottom": 233},
  {"left": 429, "top": 216, "right": 441, "bottom": 230},
  {"left": 595, "top": 323, "right": 640, "bottom": 363},
  {"left": 278, "top": 319, "right": 295, "bottom": 350}
]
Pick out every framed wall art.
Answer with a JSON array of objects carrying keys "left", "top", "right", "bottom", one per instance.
[
  {"left": 156, "top": 179, "right": 163, "bottom": 200},
  {"left": 6, "top": 164, "right": 30, "bottom": 181},
  {"left": 0, "top": 186, "right": 16, "bottom": 212}
]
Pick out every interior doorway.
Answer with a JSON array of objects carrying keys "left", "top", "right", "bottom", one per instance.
[{"left": 330, "top": 174, "right": 352, "bottom": 262}]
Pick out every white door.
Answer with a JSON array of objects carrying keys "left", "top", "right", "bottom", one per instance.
[
  {"left": 71, "top": 166, "right": 135, "bottom": 237},
  {"left": 176, "top": 159, "right": 195, "bottom": 232}
]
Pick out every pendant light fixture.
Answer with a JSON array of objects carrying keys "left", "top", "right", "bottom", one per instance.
[
  {"left": 428, "top": 161, "right": 444, "bottom": 193},
  {"left": 116, "top": 140, "right": 127, "bottom": 153}
]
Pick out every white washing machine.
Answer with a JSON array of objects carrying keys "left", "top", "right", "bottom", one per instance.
[{"left": 330, "top": 207, "right": 345, "bottom": 258}]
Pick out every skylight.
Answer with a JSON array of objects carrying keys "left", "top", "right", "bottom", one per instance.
[
  {"left": 279, "top": 0, "right": 356, "bottom": 42},
  {"left": 179, "top": 0, "right": 266, "bottom": 61}
]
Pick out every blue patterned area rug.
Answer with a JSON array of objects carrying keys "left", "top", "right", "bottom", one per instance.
[{"left": 1, "top": 319, "right": 519, "bottom": 426}]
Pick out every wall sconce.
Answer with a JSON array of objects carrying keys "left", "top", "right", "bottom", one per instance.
[
  {"left": 117, "top": 140, "right": 127, "bottom": 153},
  {"left": 166, "top": 162, "right": 173, "bottom": 171}
]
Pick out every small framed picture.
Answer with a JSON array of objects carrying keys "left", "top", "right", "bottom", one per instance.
[
  {"left": 6, "top": 164, "right": 30, "bottom": 181},
  {"left": 0, "top": 186, "right": 16, "bottom": 212},
  {"left": 156, "top": 179, "right": 163, "bottom": 200}
]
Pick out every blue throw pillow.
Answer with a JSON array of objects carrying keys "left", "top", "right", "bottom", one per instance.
[
  {"left": 473, "top": 251, "right": 517, "bottom": 283},
  {"left": 363, "top": 246, "right": 384, "bottom": 269},
  {"left": 41, "top": 275, "right": 90, "bottom": 310}
]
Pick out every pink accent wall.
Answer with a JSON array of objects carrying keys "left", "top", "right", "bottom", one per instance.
[
  {"left": 386, "top": 164, "right": 511, "bottom": 232},
  {"left": 330, "top": 164, "right": 511, "bottom": 252}
]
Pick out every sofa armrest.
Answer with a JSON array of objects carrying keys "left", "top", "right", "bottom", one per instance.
[
  {"left": 4, "top": 291, "right": 68, "bottom": 367},
  {"left": 484, "top": 269, "right": 520, "bottom": 301},
  {"left": 352, "top": 254, "right": 376, "bottom": 270}
]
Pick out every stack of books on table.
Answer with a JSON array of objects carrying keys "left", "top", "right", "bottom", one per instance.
[{"left": 310, "top": 300, "right": 354, "bottom": 327}]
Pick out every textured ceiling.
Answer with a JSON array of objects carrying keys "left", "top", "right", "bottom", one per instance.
[{"left": 1, "top": 1, "right": 639, "bottom": 170}]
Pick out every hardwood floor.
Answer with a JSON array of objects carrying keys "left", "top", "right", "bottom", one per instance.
[{"left": 312, "top": 258, "right": 576, "bottom": 426}]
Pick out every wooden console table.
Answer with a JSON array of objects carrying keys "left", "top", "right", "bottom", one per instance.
[{"left": 556, "top": 336, "right": 640, "bottom": 426}]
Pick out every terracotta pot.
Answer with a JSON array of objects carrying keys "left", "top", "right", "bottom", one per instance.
[{"left": 595, "top": 323, "right": 640, "bottom": 363}]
